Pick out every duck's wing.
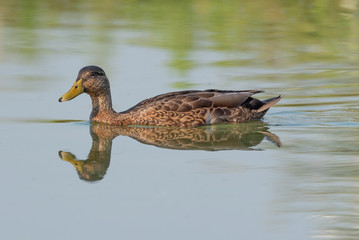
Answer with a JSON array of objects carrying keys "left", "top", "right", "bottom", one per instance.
[{"left": 121, "top": 89, "right": 265, "bottom": 113}]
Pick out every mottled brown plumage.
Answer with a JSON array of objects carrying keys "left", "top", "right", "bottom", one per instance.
[{"left": 59, "top": 66, "right": 281, "bottom": 127}]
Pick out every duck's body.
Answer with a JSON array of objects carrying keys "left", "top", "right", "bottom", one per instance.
[{"left": 59, "top": 66, "right": 281, "bottom": 127}]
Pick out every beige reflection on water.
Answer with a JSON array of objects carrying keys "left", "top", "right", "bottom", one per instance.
[{"left": 59, "top": 122, "right": 281, "bottom": 181}]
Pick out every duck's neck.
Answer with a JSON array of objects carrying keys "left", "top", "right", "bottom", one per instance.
[
  {"left": 89, "top": 91, "right": 135, "bottom": 125},
  {"left": 90, "top": 93, "right": 117, "bottom": 121}
]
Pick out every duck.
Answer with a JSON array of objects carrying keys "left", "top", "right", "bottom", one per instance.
[{"left": 58, "top": 66, "right": 281, "bottom": 127}]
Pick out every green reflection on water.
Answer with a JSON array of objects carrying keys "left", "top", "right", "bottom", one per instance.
[{"left": 2, "top": 0, "right": 359, "bottom": 72}]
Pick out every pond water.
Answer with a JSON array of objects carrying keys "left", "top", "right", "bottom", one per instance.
[{"left": 1, "top": 1, "right": 359, "bottom": 239}]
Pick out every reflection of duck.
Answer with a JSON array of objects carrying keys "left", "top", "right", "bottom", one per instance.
[
  {"left": 59, "top": 126, "right": 113, "bottom": 182},
  {"left": 58, "top": 122, "right": 281, "bottom": 181},
  {"left": 58, "top": 66, "right": 281, "bottom": 127},
  {"left": 113, "top": 123, "right": 281, "bottom": 151}
]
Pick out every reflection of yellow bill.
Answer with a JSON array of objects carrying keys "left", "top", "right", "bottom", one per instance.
[
  {"left": 58, "top": 78, "right": 84, "bottom": 102},
  {"left": 58, "top": 151, "right": 83, "bottom": 172}
]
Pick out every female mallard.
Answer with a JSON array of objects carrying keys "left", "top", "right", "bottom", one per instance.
[{"left": 59, "top": 66, "right": 281, "bottom": 127}]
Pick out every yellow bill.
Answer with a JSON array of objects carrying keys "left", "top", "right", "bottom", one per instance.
[{"left": 58, "top": 78, "right": 84, "bottom": 102}]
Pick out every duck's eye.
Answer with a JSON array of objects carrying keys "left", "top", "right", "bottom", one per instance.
[{"left": 90, "top": 71, "right": 104, "bottom": 77}]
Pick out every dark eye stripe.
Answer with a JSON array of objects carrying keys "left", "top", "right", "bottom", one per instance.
[{"left": 90, "top": 71, "right": 104, "bottom": 77}]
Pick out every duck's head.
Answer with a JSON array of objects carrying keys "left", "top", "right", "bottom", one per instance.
[{"left": 58, "top": 65, "right": 110, "bottom": 102}]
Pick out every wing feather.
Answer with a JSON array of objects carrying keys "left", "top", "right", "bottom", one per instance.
[{"left": 121, "top": 89, "right": 265, "bottom": 113}]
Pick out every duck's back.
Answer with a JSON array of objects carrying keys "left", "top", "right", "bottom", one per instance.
[{"left": 119, "top": 89, "right": 281, "bottom": 127}]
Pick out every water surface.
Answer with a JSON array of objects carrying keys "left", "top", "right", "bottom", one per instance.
[{"left": 0, "top": 1, "right": 359, "bottom": 240}]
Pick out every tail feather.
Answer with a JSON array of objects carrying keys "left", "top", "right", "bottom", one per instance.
[{"left": 257, "top": 96, "right": 282, "bottom": 112}]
